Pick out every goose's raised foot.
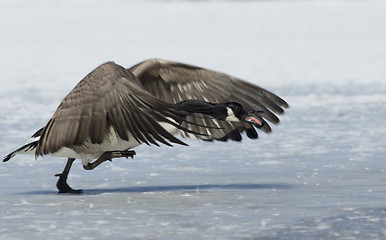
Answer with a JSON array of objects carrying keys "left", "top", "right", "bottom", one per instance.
[{"left": 83, "top": 150, "right": 136, "bottom": 170}]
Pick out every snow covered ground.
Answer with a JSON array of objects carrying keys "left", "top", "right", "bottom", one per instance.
[{"left": 1, "top": 0, "right": 385, "bottom": 239}]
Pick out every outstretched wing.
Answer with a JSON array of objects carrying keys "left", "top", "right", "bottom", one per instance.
[
  {"left": 129, "top": 58, "right": 289, "bottom": 141},
  {"left": 36, "top": 62, "right": 189, "bottom": 157}
]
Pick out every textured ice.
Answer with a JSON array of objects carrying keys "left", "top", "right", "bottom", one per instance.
[{"left": 1, "top": 0, "right": 386, "bottom": 239}]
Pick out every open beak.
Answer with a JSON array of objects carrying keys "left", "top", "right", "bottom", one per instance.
[{"left": 245, "top": 110, "right": 264, "bottom": 127}]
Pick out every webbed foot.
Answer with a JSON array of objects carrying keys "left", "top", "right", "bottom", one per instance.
[{"left": 55, "top": 173, "right": 83, "bottom": 194}]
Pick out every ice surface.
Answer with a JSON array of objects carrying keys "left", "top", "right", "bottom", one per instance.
[{"left": 1, "top": 0, "right": 385, "bottom": 239}]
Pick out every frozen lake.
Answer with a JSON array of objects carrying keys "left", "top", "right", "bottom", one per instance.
[{"left": 1, "top": 0, "right": 385, "bottom": 239}]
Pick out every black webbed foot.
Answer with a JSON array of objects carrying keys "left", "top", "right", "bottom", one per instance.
[
  {"left": 84, "top": 150, "right": 136, "bottom": 170},
  {"left": 55, "top": 173, "right": 83, "bottom": 194},
  {"left": 55, "top": 158, "right": 82, "bottom": 194}
]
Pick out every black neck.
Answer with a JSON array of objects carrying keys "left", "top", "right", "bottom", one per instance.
[{"left": 175, "top": 100, "right": 228, "bottom": 122}]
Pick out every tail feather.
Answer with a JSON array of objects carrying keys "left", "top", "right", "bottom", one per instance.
[
  {"left": 31, "top": 127, "right": 44, "bottom": 138},
  {"left": 4, "top": 127, "right": 44, "bottom": 162},
  {"left": 3, "top": 141, "right": 39, "bottom": 162}
]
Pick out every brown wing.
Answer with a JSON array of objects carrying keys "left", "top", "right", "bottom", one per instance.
[
  {"left": 129, "top": 58, "right": 289, "bottom": 142},
  {"left": 36, "top": 62, "right": 189, "bottom": 157}
]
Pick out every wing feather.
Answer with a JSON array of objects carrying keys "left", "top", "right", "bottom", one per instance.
[
  {"left": 36, "top": 62, "right": 190, "bottom": 156},
  {"left": 129, "top": 58, "right": 288, "bottom": 142}
]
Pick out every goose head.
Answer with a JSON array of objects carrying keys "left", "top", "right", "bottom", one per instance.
[{"left": 224, "top": 102, "right": 264, "bottom": 127}]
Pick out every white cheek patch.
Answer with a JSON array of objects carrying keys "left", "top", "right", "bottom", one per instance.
[{"left": 225, "top": 107, "right": 240, "bottom": 122}]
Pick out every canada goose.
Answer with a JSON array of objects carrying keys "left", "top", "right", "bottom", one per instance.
[{"left": 4, "top": 58, "right": 289, "bottom": 194}]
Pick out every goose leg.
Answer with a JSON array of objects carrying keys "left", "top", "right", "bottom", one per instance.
[
  {"left": 83, "top": 150, "right": 136, "bottom": 170},
  {"left": 55, "top": 158, "right": 83, "bottom": 194}
]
